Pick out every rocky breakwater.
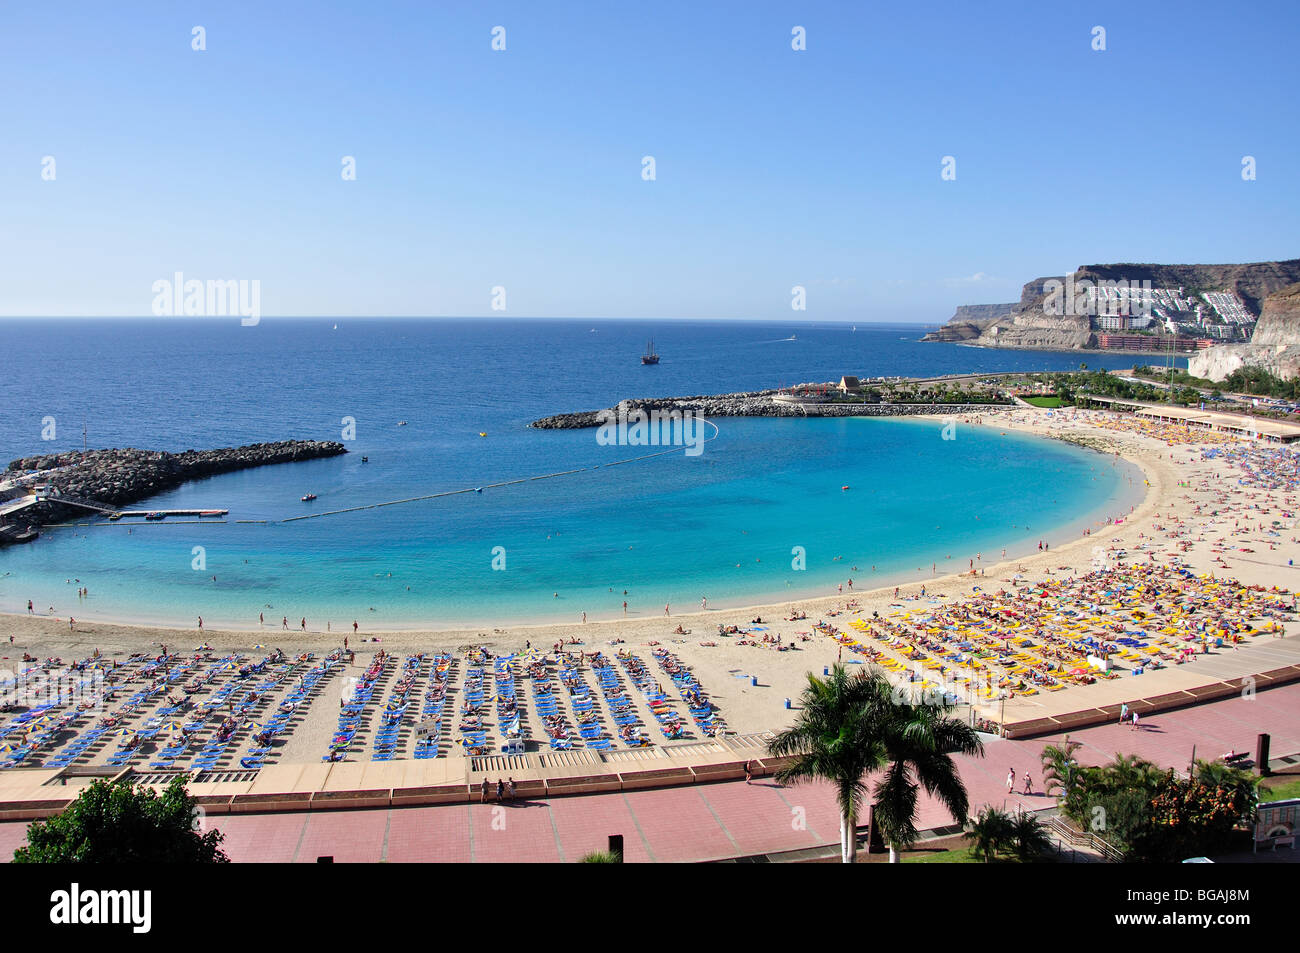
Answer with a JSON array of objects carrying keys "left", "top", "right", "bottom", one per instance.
[
  {"left": 3, "top": 440, "right": 347, "bottom": 526},
  {"left": 531, "top": 391, "right": 1011, "bottom": 428}
]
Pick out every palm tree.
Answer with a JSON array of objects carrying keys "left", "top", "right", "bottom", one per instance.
[
  {"left": 768, "top": 666, "right": 886, "bottom": 863},
  {"left": 966, "top": 806, "right": 1013, "bottom": 862},
  {"left": 1040, "top": 736, "right": 1082, "bottom": 798},
  {"left": 1193, "top": 758, "right": 1258, "bottom": 791},
  {"left": 1105, "top": 752, "right": 1163, "bottom": 788},
  {"left": 769, "top": 666, "right": 983, "bottom": 863},
  {"left": 872, "top": 687, "right": 984, "bottom": 862},
  {"left": 579, "top": 850, "right": 621, "bottom": 863},
  {"left": 1009, "top": 811, "right": 1053, "bottom": 861}
]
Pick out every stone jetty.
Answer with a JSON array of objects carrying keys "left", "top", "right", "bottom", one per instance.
[
  {"left": 3, "top": 440, "right": 347, "bottom": 527},
  {"left": 531, "top": 390, "right": 1011, "bottom": 429}
]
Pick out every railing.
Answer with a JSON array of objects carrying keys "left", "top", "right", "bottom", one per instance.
[{"left": 1046, "top": 815, "right": 1125, "bottom": 862}]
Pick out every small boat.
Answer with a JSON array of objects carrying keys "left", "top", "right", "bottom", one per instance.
[
  {"left": 641, "top": 339, "right": 660, "bottom": 365},
  {"left": 841, "top": 485, "right": 851, "bottom": 491},
  {"left": 301, "top": 493, "right": 317, "bottom": 502},
  {"left": 479, "top": 432, "right": 487, "bottom": 437},
  {"left": 199, "top": 510, "right": 223, "bottom": 518},
  {"left": 145, "top": 512, "right": 165, "bottom": 521},
  {"left": 474, "top": 488, "right": 483, "bottom": 494},
  {"left": 108, "top": 512, "right": 123, "bottom": 521},
  {"left": 361, "top": 456, "right": 368, "bottom": 463},
  {"left": 397, "top": 421, "right": 407, "bottom": 426}
]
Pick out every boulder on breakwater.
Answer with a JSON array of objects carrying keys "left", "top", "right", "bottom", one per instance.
[
  {"left": 3, "top": 440, "right": 347, "bottom": 526},
  {"left": 530, "top": 391, "right": 1012, "bottom": 429}
]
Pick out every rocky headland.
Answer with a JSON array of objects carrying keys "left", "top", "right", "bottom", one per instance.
[
  {"left": 925, "top": 259, "right": 1300, "bottom": 352},
  {"left": 1189, "top": 281, "right": 1300, "bottom": 381}
]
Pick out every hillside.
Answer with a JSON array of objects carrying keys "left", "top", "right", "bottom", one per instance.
[{"left": 924, "top": 259, "right": 1300, "bottom": 352}]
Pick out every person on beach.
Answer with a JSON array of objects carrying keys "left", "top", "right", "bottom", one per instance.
[
  {"left": 353, "top": 620, "right": 358, "bottom": 634},
  {"left": 664, "top": 603, "right": 670, "bottom": 616},
  {"left": 623, "top": 601, "right": 628, "bottom": 615},
  {"left": 282, "top": 616, "right": 288, "bottom": 630},
  {"left": 259, "top": 612, "right": 264, "bottom": 625},
  {"left": 301, "top": 618, "right": 307, "bottom": 631},
  {"left": 27, "top": 600, "right": 33, "bottom": 613}
]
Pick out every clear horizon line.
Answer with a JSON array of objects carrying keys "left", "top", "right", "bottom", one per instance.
[{"left": 0, "top": 314, "right": 942, "bottom": 325}]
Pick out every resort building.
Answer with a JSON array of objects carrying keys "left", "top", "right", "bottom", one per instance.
[{"left": 1078, "top": 395, "right": 1300, "bottom": 443}]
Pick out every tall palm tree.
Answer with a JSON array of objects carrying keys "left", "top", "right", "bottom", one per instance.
[
  {"left": 769, "top": 666, "right": 984, "bottom": 863},
  {"left": 1040, "top": 736, "right": 1082, "bottom": 798},
  {"left": 768, "top": 666, "right": 885, "bottom": 863},
  {"left": 872, "top": 687, "right": 984, "bottom": 862}
]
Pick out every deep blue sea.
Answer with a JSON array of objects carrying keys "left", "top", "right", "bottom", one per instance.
[{"left": 0, "top": 318, "right": 1149, "bottom": 628}]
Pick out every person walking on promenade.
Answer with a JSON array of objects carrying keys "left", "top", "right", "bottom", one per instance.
[
  {"left": 1119, "top": 702, "right": 1128, "bottom": 725},
  {"left": 1006, "top": 767, "right": 1016, "bottom": 793}
]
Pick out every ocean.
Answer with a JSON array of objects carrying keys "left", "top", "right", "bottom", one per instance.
[{"left": 0, "top": 318, "right": 1149, "bottom": 627}]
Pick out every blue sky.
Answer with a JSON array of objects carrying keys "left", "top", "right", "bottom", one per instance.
[{"left": 2, "top": 1, "right": 1296, "bottom": 321}]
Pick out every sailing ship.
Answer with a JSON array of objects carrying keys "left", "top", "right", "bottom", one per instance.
[{"left": 641, "top": 339, "right": 660, "bottom": 365}]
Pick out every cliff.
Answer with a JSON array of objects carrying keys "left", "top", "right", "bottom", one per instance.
[
  {"left": 1188, "top": 282, "right": 1300, "bottom": 381},
  {"left": 920, "top": 303, "right": 1015, "bottom": 342},
  {"left": 925, "top": 258, "right": 1300, "bottom": 352},
  {"left": 1245, "top": 281, "right": 1300, "bottom": 346}
]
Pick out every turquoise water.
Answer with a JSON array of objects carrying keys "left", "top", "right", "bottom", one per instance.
[{"left": 0, "top": 319, "right": 1145, "bottom": 628}]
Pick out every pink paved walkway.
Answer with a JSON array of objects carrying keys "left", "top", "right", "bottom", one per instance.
[{"left": 3, "top": 683, "right": 1297, "bottom": 863}]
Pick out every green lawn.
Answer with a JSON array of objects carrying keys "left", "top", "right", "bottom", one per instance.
[
  {"left": 1260, "top": 776, "right": 1300, "bottom": 802},
  {"left": 1022, "top": 396, "right": 1065, "bottom": 408},
  {"left": 905, "top": 847, "right": 982, "bottom": 863}
]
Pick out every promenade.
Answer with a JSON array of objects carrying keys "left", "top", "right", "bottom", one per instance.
[{"left": 2, "top": 680, "right": 1293, "bottom": 863}]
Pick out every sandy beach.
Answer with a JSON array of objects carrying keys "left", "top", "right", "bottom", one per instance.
[{"left": 4, "top": 405, "right": 1299, "bottom": 773}]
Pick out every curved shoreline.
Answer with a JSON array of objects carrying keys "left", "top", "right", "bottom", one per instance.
[{"left": 0, "top": 410, "right": 1161, "bottom": 641}]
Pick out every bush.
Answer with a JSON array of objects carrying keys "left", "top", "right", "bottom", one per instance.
[{"left": 13, "top": 775, "right": 228, "bottom": 863}]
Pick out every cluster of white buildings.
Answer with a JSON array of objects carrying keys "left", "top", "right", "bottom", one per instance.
[
  {"left": 1094, "top": 286, "right": 1256, "bottom": 342},
  {"left": 1200, "top": 291, "right": 1254, "bottom": 325}
]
